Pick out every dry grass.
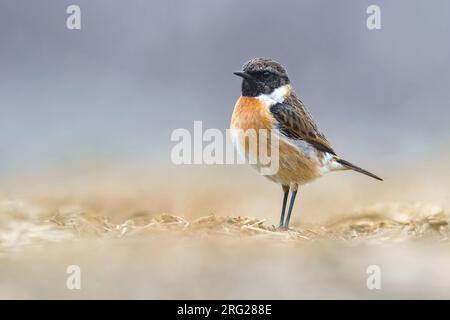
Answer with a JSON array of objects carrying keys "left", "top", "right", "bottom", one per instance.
[
  {"left": 1, "top": 198, "right": 448, "bottom": 254},
  {"left": 0, "top": 165, "right": 449, "bottom": 299}
]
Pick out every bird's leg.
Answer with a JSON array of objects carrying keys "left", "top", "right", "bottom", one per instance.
[
  {"left": 278, "top": 185, "right": 290, "bottom": 230},
  {"left": 283, "top": 183, "right": 298, "bottom": 230}
]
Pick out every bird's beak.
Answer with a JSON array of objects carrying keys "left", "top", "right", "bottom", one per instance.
[{"left": 233, "top": 71, "right": 254, "bottom": 81}]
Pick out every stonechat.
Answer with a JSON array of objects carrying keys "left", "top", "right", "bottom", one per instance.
[{"left": 231, "top": 58, "right": 382, "bottom": 230}]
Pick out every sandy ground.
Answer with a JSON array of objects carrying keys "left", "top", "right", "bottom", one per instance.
[{"left": 0, "top": 163, "right": 449, "bottom": 299}]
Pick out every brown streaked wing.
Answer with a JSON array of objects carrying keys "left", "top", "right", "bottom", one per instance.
[{"left": 269, "top": 94, "right": 336, "bottom": 155}]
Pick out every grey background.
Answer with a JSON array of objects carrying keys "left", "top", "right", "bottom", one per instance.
[{"left": 1, "top": 0, "right": 449, "bottom": 175}]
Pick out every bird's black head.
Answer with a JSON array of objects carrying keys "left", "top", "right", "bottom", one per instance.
[{"left": 234, "top": 58, "right": 290, "bottom": 97}]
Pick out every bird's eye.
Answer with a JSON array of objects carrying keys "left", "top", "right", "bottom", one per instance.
[{"left": 262, "top": 71, "right": 271, "bottom": 78}]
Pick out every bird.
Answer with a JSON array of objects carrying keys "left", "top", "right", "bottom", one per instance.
[{"left": 230, "top": 58, "right": 382, "bottom": 231}]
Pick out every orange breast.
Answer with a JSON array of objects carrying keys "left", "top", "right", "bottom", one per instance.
[
  {"left": 231, "top": 96, "right": 273, "bottom": 131},
  {"left": 230, "top": 96, "right": 274, "bottom": 163}
]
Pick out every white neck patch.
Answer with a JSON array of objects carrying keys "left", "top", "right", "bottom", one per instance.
[{"left": 257, "top": 84, "right": 290, "bottom": 104}]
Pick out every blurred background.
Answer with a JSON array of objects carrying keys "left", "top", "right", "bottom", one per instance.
[
  {"left": 0, "top": 0, "right": 449, "bottom": 299},
  {"left": 1, "top": 0, "right": 449, "bottom": 174}
]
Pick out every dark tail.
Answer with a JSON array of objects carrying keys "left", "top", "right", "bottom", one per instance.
[{"left": 335, "top": 158, "right": 383, "bottom": 181}]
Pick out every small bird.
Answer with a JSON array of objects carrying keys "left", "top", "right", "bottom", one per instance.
[{"left": 231, "top": 58, "right": 382, "bottom": 230}]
